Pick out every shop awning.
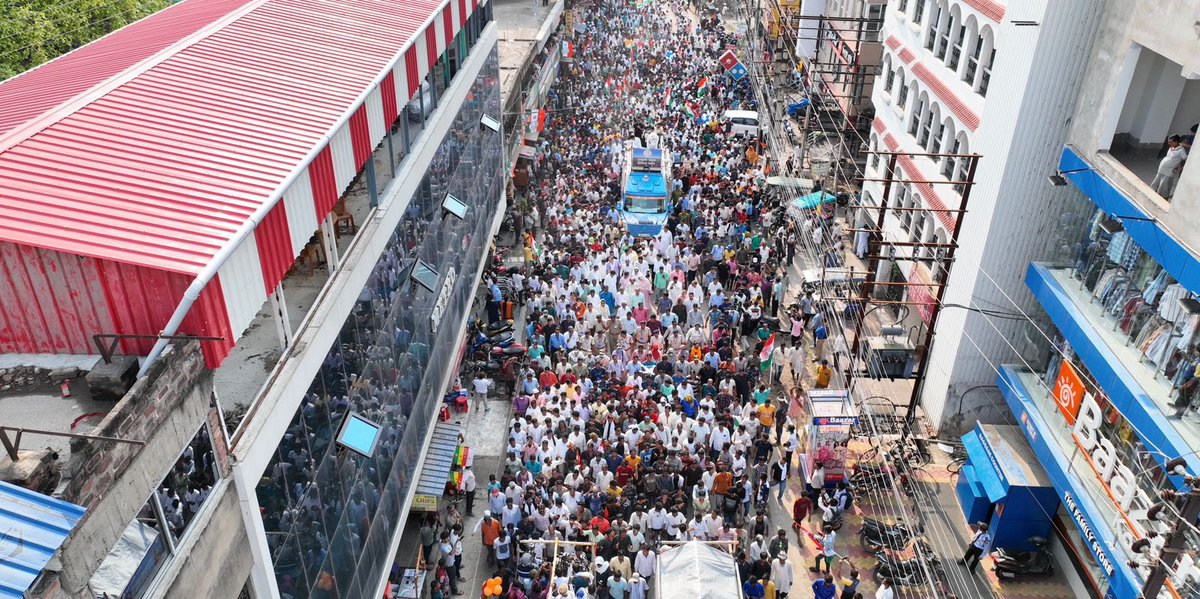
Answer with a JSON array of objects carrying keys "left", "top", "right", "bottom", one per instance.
[
  {"left": 0, "top": 481, "right": 85, "bottom": 597},
  {"left": 765, "top": 176, "right": 814, "bottom": 190},
  {"left": 413, "top": 421, "right": 466, "bottom": 511}
]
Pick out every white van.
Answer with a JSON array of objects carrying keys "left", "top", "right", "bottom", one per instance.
[{"left": 724, "top": 109, "right": 760, "bottom": 138}]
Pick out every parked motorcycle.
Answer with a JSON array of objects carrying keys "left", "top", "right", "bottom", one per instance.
[
  {"left": 860, "top": 518, "right": 920, "bottom": 553},
  {"left": 474, "top": 318, "right": 513, "bottom": 336},
  {"left": 873, "top": 548, "right": 939, "bottom": 587},
  {"left": 992, "top": 537, "right": 1055, "bottom": 579}
]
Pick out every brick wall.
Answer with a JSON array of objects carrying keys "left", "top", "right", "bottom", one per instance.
[{"left": 34, "top": 340, "right": 226, "bottom": 599}]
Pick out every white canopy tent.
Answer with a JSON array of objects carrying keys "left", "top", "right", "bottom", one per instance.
[{"left": 654, "top": 541, "right": 743, "bottom": 599}]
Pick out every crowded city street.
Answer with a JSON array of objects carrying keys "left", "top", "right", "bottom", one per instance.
[{"left": 403, "top": 0, "right": 1075, "bottom": 598}]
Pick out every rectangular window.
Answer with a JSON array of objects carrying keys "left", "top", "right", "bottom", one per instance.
[
  {"left": 90, "top": 425, "right": 221, "bottom": 598},
  {"left": 948, "top": 25, "right": 965, "bottom": 71},
  {"left": 865, "top": 5, "right": 885, "bottom": 42},
  {"left": 898, "top": 0, "right": 908, "bottom": 13},
  {"left": 897, "top": 81, "right": 909, "bottom": 109},
  {"left": 884, "top": 69, "right": 896, "bottom": 93},
  {"left": 870, "top": 140, "right": 880, "bottom": 170},
  {"left": 913, "top": 0, "right": 925, "bottom": 24}
]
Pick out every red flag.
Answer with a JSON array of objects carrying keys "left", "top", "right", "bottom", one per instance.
[{"left": 800, "top": 526, "right": 824, "bottom": 551}]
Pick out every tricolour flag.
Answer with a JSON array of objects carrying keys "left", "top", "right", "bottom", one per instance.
[
  {"left": 683, "top": 101, "right": 699, "bottom": 120},
  {"left": 759, "top": 333, "right": 775, "bottom": 363},
  {"left": 695, "top": 76, "right": 709, "bottom": 97}
]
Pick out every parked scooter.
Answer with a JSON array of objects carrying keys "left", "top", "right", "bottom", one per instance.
[
  {"left": 992, "top": 537, "right": 1055, "bottom": 579},
  {"left": 860, "top": 518, "right": 921, "bottom": 553}
]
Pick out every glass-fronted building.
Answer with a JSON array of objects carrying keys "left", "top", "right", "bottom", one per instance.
[
  {"left": 243, "top": 10, "right": 503, "bottom": 599},
  {"left": 984, "top": 140, "right": 1200, "bottom": 599}
]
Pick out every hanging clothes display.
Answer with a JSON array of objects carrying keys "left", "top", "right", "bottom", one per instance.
[
  {"left": 1143, "top": 269, "right": 1170, "bottom": 304},
  {"left": 1159, "top": 284, "right": 1188, "bottom": 323}
]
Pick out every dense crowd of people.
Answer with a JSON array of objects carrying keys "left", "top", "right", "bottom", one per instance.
[{"left": 415, "top": 1, "right": 885, "bottom": 599}]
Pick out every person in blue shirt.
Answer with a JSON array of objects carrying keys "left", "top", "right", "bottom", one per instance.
[
  {"left": 600, "top": 289, "right": 616, "bottom": 315},
  {"left": 742, "top": 577, "right": 764, "bottom": 599},
  {"left": 811, "top": 574, "right": 836, "bottom": 599},
  {"left": 490, "top": 281, "right": 502, "bottom": 303},
  {"left": 524, "top": 457, "right": 543, "bottom": 477},
  {"left": 680, "top": 395, "right": 698, "bottom": 418},
  {"left": 521, "top": 375, "right": 539, "bottom": 395}
]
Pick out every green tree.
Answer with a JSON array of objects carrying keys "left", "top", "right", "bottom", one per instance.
[{"left": 0, "top": 0, "right": 171, "bottom": 81}]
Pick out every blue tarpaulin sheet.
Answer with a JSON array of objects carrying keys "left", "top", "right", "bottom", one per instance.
[{"left": 790, "top": 191, "right": 837, "bottom": 211}]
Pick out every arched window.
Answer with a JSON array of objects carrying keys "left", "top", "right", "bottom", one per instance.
[
  {"left": 909, "top": 91, "right": 928, "bottom": 136},
  {"left": 933, "top": 116, "right": 953, "bottom": 159},
  {"left": 919, "top": 102, "right": 939, "bottom": 148},
  {"left": 954, "top": 134, "right": 971, "bottom": 193},
  {"left": 923, "top": 104, "right": 943, "bottom": 152},
  {"left": 924, "top": 1, "right": 943, "bottom": 50},
  {"left": 908, "top": 196, "right": 925, "bottom": 243},
  {"left": 961, "top": 17, "right": 980, "bottom": 82},
  {"left": 947, "top": 9, "right": 967, "bottom": 71},
  {"left": 930, "top": 228, "right": 948, "bottom": 276},
  {"left": 883, "top": 55, "right": 895, "bottom": 94},
  {"left": 974, "top": 26, "right": 996, "bottom": 97},
  {"left": 935, "top": 2, "right": 952, "bottom": 59},
  {"left": 869, "top": 135, "right": 880, "bottom": 171},
  {"left": 913, "top": 0, "right": 926, "bottom": 25},
  {"left": 895, "top": 69, "right": 909, "bottom": 107}
]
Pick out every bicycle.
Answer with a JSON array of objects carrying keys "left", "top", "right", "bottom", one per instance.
[{"left": 946, "top": 455, "right": 967, "bottom": 476}]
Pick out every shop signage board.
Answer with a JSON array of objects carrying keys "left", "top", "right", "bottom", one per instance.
[
  {"left": 430, "top": 267, "right": 458, "bottom": 332},
  {"left": 727, "top": 62, "right": 748, "bottom": 81},
  {"left": 1052, "top": 361, "right": 1085, "bottom": 425},
  {"left": 412, "top": 495, "right": 439, "bottom": 512},
  {"left": 718, "top": 49, "right": 739, "bottom": 70}
]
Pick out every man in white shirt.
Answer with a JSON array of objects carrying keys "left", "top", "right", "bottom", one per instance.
[
  {"left": 730, "top": 449, "right": 747, "bottom": 478},
  {"left": 1152, "top": 135, "right": 1188, "bottom": 198},
  {"left": 634, "top": 546, "right": 657, "bottom": 581},
  {"left": 959, "top": 522, "right": 992, "bottom": 573},
  {"left": 595, "top": 463, "right": 615, "bottom": 492},
  {"left": 471, "top": 374, "right": 493, "bottom": 411},
  {"left": 461, "top": 465, "right": 477, "bottom": 516},
  {"left": 748, "top": 535, "right": 767, "bottom": 561},
  {"left": 875, "top": 578, "right": 894, "bottom": 599}
]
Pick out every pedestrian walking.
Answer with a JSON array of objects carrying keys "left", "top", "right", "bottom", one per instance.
[{"left": 958, "top": 522, "right": 992, "bottom": 573}]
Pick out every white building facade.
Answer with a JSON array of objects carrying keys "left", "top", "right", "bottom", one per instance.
[{"left": 859, "top": 0, "right": 1104, "bottom": 433}]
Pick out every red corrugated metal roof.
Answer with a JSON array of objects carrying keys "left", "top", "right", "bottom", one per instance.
[
  {"left": 0, "top": 0, "right": 442, "bottom": 275},
  {"left": 0, "top": 0, "right": 256, "bottom": 138},
  {"left": 964, "top": 0, "right": 1005, "bottom": 22}
]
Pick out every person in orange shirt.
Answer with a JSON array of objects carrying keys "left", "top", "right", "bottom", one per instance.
[
  {"left": 756, "top": 401, "right": 777, "bottom": 429},
  {"left": 475, "top": 511, "right": 502, "bottom": 566},
  {"left": 713, "top": 467, "right": 733, "bottom": 496}
]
